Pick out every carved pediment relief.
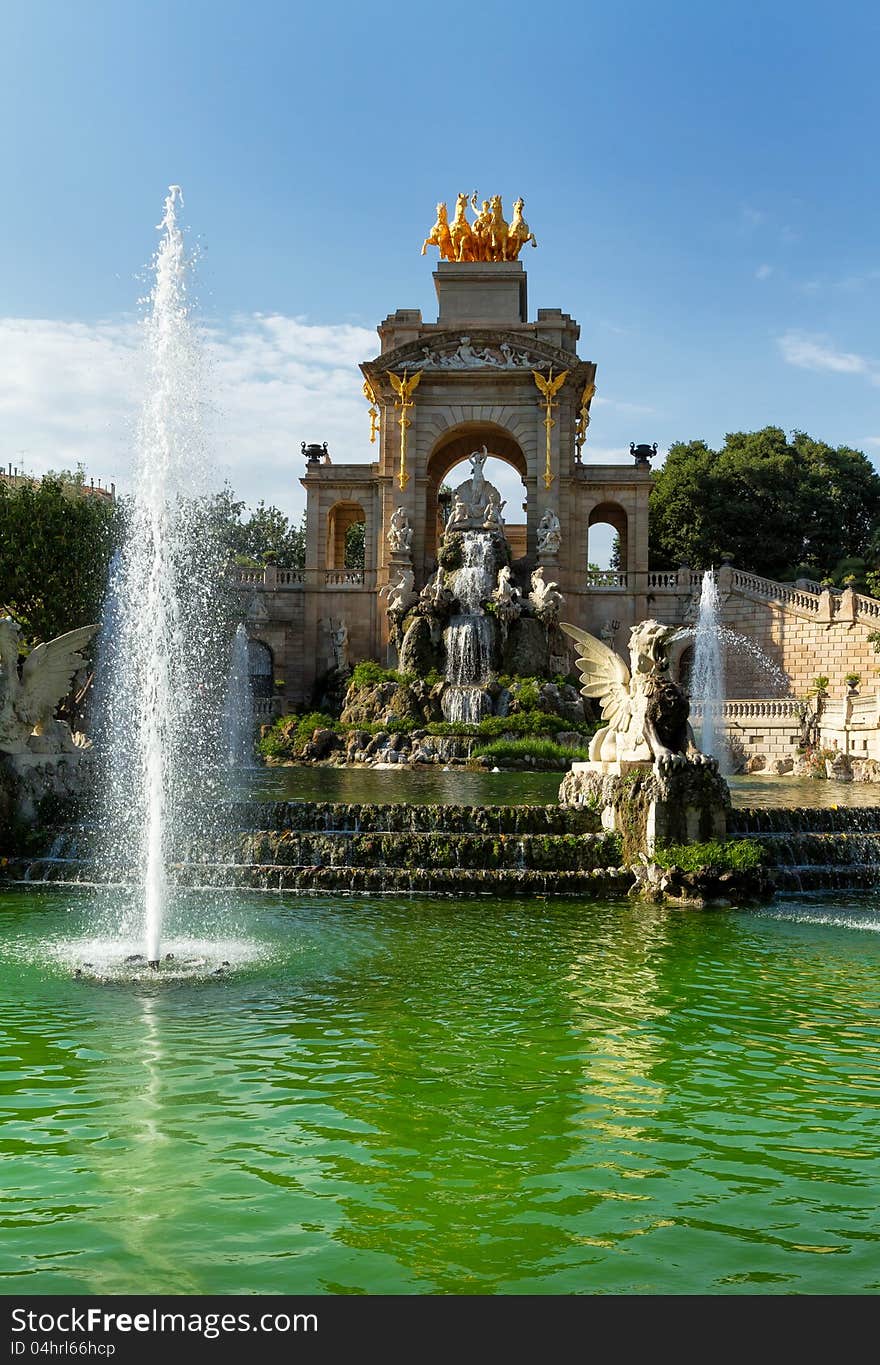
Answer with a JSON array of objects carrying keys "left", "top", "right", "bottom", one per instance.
[{"left": 364, "top": 330, "right": 580, "bottom": 380}]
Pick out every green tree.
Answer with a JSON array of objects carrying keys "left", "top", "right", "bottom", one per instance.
[
  {"left": 205, "top": 484, "right": 306, "bottom": 568},
  {"left": 649, "top": 427, "right": 880, "bottom": 579},
  {"left": 0, "top": 477, "right": 121, "bottom": 647},
  {"left": 344, "top": 520, "right": 365, "bottom": 569}
]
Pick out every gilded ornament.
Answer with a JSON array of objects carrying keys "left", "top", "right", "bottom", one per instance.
[
  {"left": 574, "top": 380, "right": 596, "bottom": 461},
  {"left": 533, "top": 366, "right": 568, "bottom": 489},
  {"left": 389, "top": 369, "right": 421, "bottom": 491},
  {"left": 362, "top": 379, "right": 381, "bottom": 444}
]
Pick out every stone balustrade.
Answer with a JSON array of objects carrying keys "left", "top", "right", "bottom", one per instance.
[{"left": 585, "top": 570, "right": 628, "bottom": 589}]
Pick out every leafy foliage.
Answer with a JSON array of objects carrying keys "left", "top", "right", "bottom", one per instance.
[
  {"left": 653, "top": 839, "right": 766, "bottom": 874},
  {"left": 0, "top": 476, "right": 121, "bottom": 647},
  {"left": 205, "top": 484, "right": 306, "bottom": 568},
  {"left": 258, "top": 711, "right": 340, "bottom": 758},
  {"left": 344, "top": 521, "right": 365, "bottom": 569},
  {"left": 649, "top": 428, "right": 880, "bottom": 579}
]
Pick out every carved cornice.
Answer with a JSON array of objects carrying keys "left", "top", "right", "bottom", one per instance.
[{"left": 361, "top": 330, "right": 587, "bottom": 389}]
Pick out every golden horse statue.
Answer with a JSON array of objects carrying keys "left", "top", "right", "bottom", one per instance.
[
  {"left": 485, "top": 196, "right": 509, "bottom": 261},
  {"left": 421, "top": 202, "right": 455, "bottom": 261},
  {"left": 506, "top": 197, "right": 537, "bottom": 259},
  {"left": 421, "top": 194, "right": 538, "bottom": 263},
  {"left": 450, "top": 192, "right": 477, "bottom": 262}
]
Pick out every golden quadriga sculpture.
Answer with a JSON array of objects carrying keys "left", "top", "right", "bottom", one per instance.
[{"left": 421, "top": 194, "right": 537, "bottom": 263}]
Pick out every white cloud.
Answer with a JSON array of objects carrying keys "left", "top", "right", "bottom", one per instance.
[
  {"left": 755, "top": 263, "right": 773, "bottom": 280},
  {"left": 777, "top": 330, "right": 879, "bottom": 383},
  {"left": 864, "top": 437, "right": 880, "bottom": 448},
  {"left": 0, "top": 313, "right": 378, "bottom": 519}
]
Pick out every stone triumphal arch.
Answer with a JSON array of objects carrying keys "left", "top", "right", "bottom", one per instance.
[{"left": 239, "top": 201, "right": 654, "bottom": 706}]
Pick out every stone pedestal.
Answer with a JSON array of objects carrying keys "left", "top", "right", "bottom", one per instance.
[
  {"left": 434, "top": 262, "right": 527, "bottom": 325},
  {"left": 1, "top": 749, "right": 96, "bottom": 832},
  {"left": 559, "top": 759, "right": 730, "bottom": 861}
]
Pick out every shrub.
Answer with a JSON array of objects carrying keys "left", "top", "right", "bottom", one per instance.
[
  {"left": 653, "top": 839, "right": 766, "bottom": 874},
  {"left": 258, "top": 710, "right": 340, "bottom": 759},
  {"left": 845, "top": 672, "right": 861, "bottom": 689},
  {"left": 349, "top": 661, "right": 400, "bottom": 689}
]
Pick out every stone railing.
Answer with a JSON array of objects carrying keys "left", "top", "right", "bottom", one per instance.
[
  {"left": 690, "top": 698, "right": 803, "bottom": 721},
  {"left": 253, "top": 697, "right": 275, "bottom": 718},
  {"left": 324, "top": 570, "right": 365, "bottom": 587},
  {"left": 231, "top": 566, "right": 304, "bottom": 589},
  {"left": 727, "top": 568, "right": 823, "bottom": 616},
  {"left": 586, "top": 570, "right": 628, "bottom": 590}
]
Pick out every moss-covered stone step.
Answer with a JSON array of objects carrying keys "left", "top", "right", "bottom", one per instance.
[
  {"left": 729, "top": 806, "right": 880, "bottom": 835},
  {"left": 744, "top": 831, "right": 880, "bottom": 867},
  {"left": 186, "top": 829, "right": 622, "bottom": 872},
  {"left": 218, "top": 801, "right": 601, "bottom": 836},
  {"left": 9, "top": 858, "right": 634, "bottom": 898}
]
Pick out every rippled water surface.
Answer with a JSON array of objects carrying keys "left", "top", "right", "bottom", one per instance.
[
  {"left": 240, "top": 764, "right": 880, "bottom": 811},
  {"left": 2, "top": 888, "right": 880, "bottom": 1294}
]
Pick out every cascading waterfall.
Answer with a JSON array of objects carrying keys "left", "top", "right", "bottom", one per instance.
[
  {"left": 222, "top": 625, "right": 255, "bottom": 768},
  {"left": 691, "top": 569, "right": 726, "bottom": 764},
  {"left": 96, "top": 186, "right": 226, "bottom": 968},
  {"left": 442, "top": 531, "right": 495, "bottom": 724}
]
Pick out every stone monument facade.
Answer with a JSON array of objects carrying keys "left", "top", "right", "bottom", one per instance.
[{"left": 238, "top": 198, "right": 654, "bottom": 706}]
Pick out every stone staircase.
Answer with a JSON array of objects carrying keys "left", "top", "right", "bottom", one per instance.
[
  {"left": 729, "top": 804, "right": 880, "bottom": 891},
  {"left": 12, "top": 801, "right": 633, "bottom": 899}
]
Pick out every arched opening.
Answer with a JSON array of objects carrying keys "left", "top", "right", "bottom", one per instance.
[
  {"left": 247, "top": 639, "right": 274, "bottom": 698},
  {"left": 587, "top": 502, "right": 628, "bottom": 586},
  {"left": 424, "top": 424, "right": 529, "bottom": 564},
  {"left": 327, "top": 501, "right": 366, "bottom": 570}
]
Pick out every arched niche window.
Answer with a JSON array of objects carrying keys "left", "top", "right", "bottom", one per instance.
[
  {"left": 247, "top": 639, "right": 274, "bottom": 698},
  {"left": 587, "top": 502, "right": 628, "bottom": 585},
  {"left": 327, "top": 502, "right": 366, "bottom": 570}
]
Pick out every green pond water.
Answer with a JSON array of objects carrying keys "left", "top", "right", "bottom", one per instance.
[
  {"left": 3, "top": 887, "right": 880, "bottom": 1295},
  {"left": 241, "top": 764, "right": 880, "bottom": 810}
]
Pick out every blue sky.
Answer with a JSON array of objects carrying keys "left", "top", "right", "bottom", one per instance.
[{"left": 1, "top": 0, "right": 878, "bottom": 533}]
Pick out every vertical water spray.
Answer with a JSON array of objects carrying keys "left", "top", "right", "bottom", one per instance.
[
  {"left": 96, "top": 186, "right": 225, "bottom": 966},
  {"left": 222, "top": 625, "right": 255, "bottom": 769},
  {"left": 691, "top": 569, "right": 726, "bottom": 765},
  {"left": 442, "top": 531, "right": 495, "bottom": 725}
]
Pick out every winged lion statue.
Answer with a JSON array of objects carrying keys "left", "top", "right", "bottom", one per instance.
[
  {"left": 561, "top": 619, "right": 710, "bottom": 771},
  {"left": 0, "top": 617, "right": 98, "bottom": 754}
]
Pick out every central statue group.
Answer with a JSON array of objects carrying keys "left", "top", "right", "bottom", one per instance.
[{"left": 421, "top": 193, "right": 537, "bottom": 263}]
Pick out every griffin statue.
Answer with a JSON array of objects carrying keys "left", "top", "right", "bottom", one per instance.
[
  {"left": 0, "top": 617, "right": 97, "bottom": 754},
  {"left": 561, "top": 619, "right": 710, "bottom": 771}
]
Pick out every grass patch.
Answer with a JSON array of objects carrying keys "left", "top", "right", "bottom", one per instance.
[
  {"left": 472, "top": 737, "right": 592, "bottom": 769},
  {"left": 653, "top": 839, "right": 766, "bottom": 874}
]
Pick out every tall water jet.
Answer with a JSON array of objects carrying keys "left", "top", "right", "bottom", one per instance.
[
  {"left": 96, "top": 187, "right": 227, "bottom": 967},
  {"left": 691, "top": 569, "right": 726, "bottom": 764},
  {"left": 222, "top": 625, "right": 255, "bottom": 768}
]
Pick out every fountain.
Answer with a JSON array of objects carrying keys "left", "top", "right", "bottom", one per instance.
[
  {"left": 691, "top": 569, "right": 726, "bottom": 764},
  {"left": 222, "top": 625, "right": 256, "bottom": 769},
  {"left": 95, "top": 186, "right": 227, "bottom": 970},
  {"left": 442, "top": 531, "right": 495, "bottom": 724}
]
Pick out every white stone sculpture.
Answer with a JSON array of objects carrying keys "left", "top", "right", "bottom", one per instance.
[
  {"left": 446, "top": 445, "right": 506, "bottom": 531},
  {"left": 379, "top": 567, "right": 417, "bottom": 617},
  {"left": 561, "top": 619, "right": 709, "bottom": 771},
  {"left": 327, "top": 618, "right": 349, "bottom": 672},
  {"left": 416, "top": 337, "right": 535, "bottom": 370},
  {"left": 0, "top": 617, "right": 97, "bottom": 754},
  {"left": 528, "top": 567, "right": 564, "bottom": 623},
  {"left": 446, "top": 494, "right": 470, "bottom": 532},
  {"left": 483, "top": 487, "right": 506, "bottom": 530},
  {"left": 536, "top": 508, "right": 562, "bottom": 556},
  {"left": 387, "top": 507, "right": 413, "bottom": 556},
  {"left": 421, "top": 567, "right": 451, "bottom": 611}
]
